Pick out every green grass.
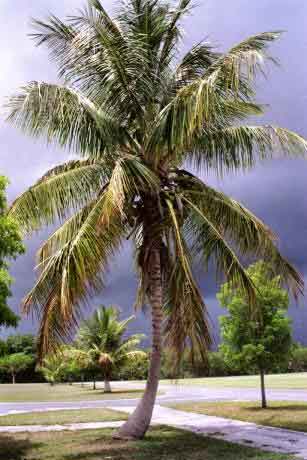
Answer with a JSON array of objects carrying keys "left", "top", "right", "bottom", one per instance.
[
  {"left": 164, "top": 372, "right": 307, "bottom": 389},
  {"left": 168, "top": 401, "right": 307, "bottom": 432},
  {"left": 0, "top": 426, "right": 294, "bottom": 460},
  {"left": 0, "top": 383, "right": 143, "bottom": 402},
  {"left": 0, "top": 408, "right": 127, "bottom": 426}
]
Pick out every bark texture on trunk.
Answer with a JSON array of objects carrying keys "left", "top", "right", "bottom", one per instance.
[
  {"left": 115, "top": 240, "right": 163, "bottom": 439},
  {"left": 260, "top": 367, "right": 267, "bottom": 408},
  {"left": 104, "top": 378, "right": 112, "bottom": 393}
]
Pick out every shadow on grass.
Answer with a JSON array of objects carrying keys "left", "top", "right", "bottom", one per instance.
[
  {"left": 246, "top": 404, "right": 307, "bottom": 412},
  {"left": 78, "top": 389, "right": 143, "bottom": 399},
  {"left": 0, "top": 435, "right": 41, "bottom": 460},
  {"left": 0, "top": 427, "right": 285, "bottom": 460},
  {"left": 85, "top": 389, "right": 142, "bottom": 394},
  {"left": 60, "top": 427, "right": 198, "bottom": 460}
]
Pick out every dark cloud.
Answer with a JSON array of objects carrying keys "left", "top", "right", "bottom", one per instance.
[{"left": 1, "top": 0, "right": 307, "bottom": 345}]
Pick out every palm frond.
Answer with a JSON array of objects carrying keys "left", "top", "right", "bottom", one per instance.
[
  {"left": 148, "top": 86, "right": 264, "bottom": 159},
  {"left": 189, "top": 125, "right": 307, "bottom": 174},
  {"left": 9, "top": 160, "right": 107, "bottom": 234},
  {"left": 164, "top": 198, "right": 211, "bottom": 368},
  {"left": 124, "top": 350, "right": 147, "bottom": 359},
  {"left": 6, "top": 82, "right": 127, "bottom": 157},
  {"left": 159, "top": 0, "right": 192, "bottom": 70},
  {"left": 175, "top": 42, "right": 220, "bottom": 86},
  {"left": 182, "top": 173, "right": 275, "bottom": 253},
  {"left": 149, "top": 32, "right": 284, "bottom": 158},
  {"left": 67, "top": 1, "right": 155, "bottom": 120},
  {"left": 181, "top": 177, "right": 303, "bottom": 297},
  {"left": 37, "top": 201, "right": 96, "bottom": 262},
  {"left": 24, "top": 193, "right": 127, "bottom": 357},
  {"left": 115, "top": 336, "right": 144, "bottom": 358},
  {"left": 102, "top": 155, "right": 160, "bottom": 222},
  {"left": 182, "top": 196, "right": 257, "bottom": 305},
  {"left": 206, "top": 31, "right": 282, "bottom": 97},
  {"left": 31, "top": 15, "right": 77, "bottom": 78}
]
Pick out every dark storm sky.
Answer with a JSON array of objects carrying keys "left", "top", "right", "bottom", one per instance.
[{"left": 0, "top": 0, "right": 307, "bottom": 345}]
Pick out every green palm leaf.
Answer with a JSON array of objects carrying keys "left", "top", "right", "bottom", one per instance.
[
  {"left": 6, "top": 82, "right": 128, "bottom": 157},
  {"left": 190, "top": 125, "right": 307, "bottom": 174},
  {"left": 10, "top": 160, "right": 108, "bottom": 233},
  {"left": 182, "top": 196, "right": 257, "bottom": 304},
  {"left": 24, "top": 195, "right": 126, "bottom": 355}
]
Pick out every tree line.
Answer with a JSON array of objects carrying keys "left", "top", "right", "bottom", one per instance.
[{"left": 1, "top": 333, "right": 307, "bottom": 385}]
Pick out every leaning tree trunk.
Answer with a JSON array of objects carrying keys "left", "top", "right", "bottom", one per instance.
[
  {"left": 259, "top": 367, "right": 267, "bottom": 408},
  {"left": 104, "top": 378, "right": 112, "bottom": 393},
  {"left": 115, "top": 240, "right": 163, "bottom": 439}
]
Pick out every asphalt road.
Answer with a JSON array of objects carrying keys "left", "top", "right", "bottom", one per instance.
[{"left": 1, "top": 382, "right": 307, "bottom": 416}]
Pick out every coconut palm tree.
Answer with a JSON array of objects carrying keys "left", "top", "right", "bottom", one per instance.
[
  {"left": 39, "top": 353, "right": 65, "bottom": 385},
  {"left": 6, "top": 0, "right": 306, "bottom": 439},
  {"left": 40, "top": 346, "right": 91, "bottom": 385},
  {"left": 77, "top": 305, "right": 145, "bottom": 392}
]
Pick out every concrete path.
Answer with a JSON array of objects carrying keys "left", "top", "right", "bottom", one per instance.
[
  {"left": 1, "top": 405, "right": 307, "bottom": 459},
  {"left": 113, "top": 405, "right": 307, "bottom": 459},
  {"left": 2, "top": 381, "right": 307, "bottom": 416}
]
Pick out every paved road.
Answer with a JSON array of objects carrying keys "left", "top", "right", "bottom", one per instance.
[{"left": 1, "top": 381, "right": 307, "bottom": 416}]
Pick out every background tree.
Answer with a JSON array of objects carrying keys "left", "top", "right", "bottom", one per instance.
[
  {"left": 6, "top": 334, "right": 36, "bottom": 355},
  {"left": 218, "top": 261, "right": 292, "bottom": 408},
  {"left": 39, "top": 353, "right": 64, "bottom": 385},
  {"left": 0, "top": 339, "right": 7, "bottom": 357},
  {"left": 39, "top": 347, "right": 91, "bottom": 385},
  {"left": 78, "top": 306, "right": 145, "bottom": 393},
  {"left": 288, "top": 345, "right": 307, "bottom": 373},
  {"left": 7, "top": 0, "right": 307, "bottom": 438},
  {"left": 0, "top": 176, "right": 24, "bottom": 329},
  {"left": 0, "top": 334, "right": 38, "bottom": 383},
  {"left": 60, "top": 347, "right": 93, "bottom": 386},
  {"left": 117, "top": 352, "right": 149, "bottom": 381},
  {"left": 0, "top": 352, "right": 34, "bottom": 384}
]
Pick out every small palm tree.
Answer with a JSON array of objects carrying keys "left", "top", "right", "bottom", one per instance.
[
  {"left": 40, "top": 346, "right": 91, "bottom": 385},
  {"left": 7, "top": 0, "right": 306, "bottom": 438},
  {"left": 39, "top": 353, "right": 64, "bottom": 385},
  {"left": 77, "top": 306, "right": 145, "bottom": 393}
]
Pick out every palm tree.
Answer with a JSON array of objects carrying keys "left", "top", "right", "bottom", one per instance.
[
  {"left": 7, "top": 0, "right": 306, "bottom": 439},
  {"left": 77, "top": 305, "right": 145, "bottom": 392},
  {"left": 39, "top": 353, "right": 65, "bottom": 385}
]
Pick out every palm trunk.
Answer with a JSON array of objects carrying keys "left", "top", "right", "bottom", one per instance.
[
  {"left": 104, "top": 378, "right": 112, "bottom": 393},
  {"left": 12, "top": 373, "right": 15, "bottom": 385},
  {"left": 115, "top": 243, "right": 163, "bottom": 439},
  {"left": 93, "top": 377, "right": 96, "bottom": 390},
  {"left": 260, "top": 367, "right": 267, "bottom": 408}
]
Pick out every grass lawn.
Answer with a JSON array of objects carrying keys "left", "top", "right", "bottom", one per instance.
[
  {"left": 0, "top": 426, "right": 294, "bottom": 460},
  {"left": 168, "top": 401, "right": 307, "bottom": 432},
  {"left": 164, "top": 372, "right": 307, "bottom": 389},
  {"left": 0, "top": 408, "right": 127, "bottom": 426},
  {"left": 0, "top": 383, "right": 143, "bottom": 402}
]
